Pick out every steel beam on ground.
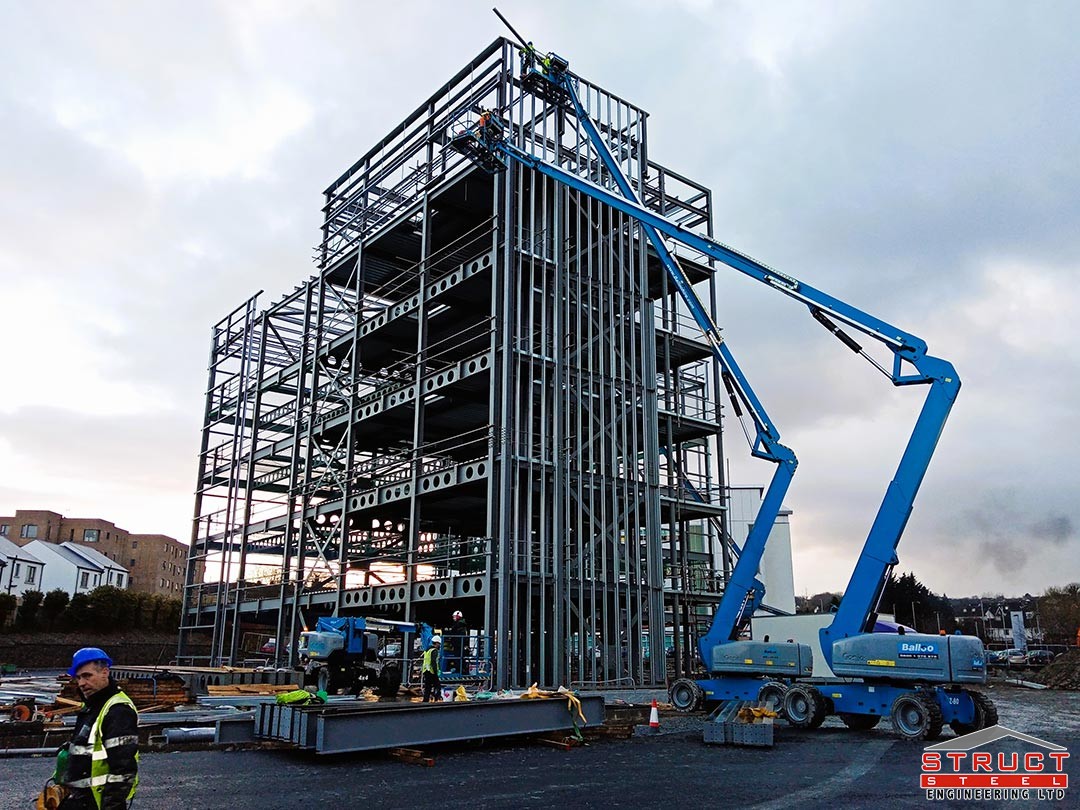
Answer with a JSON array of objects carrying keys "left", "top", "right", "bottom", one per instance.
[
  {"left": 255, "top": 695, "right": 604, "bottom": 755},
  {"left": 215, "top": 717, "right": 258, "bottom": 744}
]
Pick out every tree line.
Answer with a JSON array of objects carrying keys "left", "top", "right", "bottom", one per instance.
[
  {"left": 0, "top": 586, "right": 182, "bottom": 633},
  {"left": 795, "top": 573, "right": 1080, "bottom": 645},
  {"left": 795, "top": 573, "right": 955, "bottom": 631},
  {"left": 1041, "top": 583, "right": 1080, "bottom": 644}
]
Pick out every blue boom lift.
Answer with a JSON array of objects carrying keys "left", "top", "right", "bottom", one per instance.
[
  {"left": 299, "top": 616, "right": 433, "bottom": 696},
  {"left": 448, "top": 16, "right": 995, "bottom": 740}
]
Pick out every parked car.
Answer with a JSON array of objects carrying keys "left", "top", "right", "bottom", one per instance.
[
  {"left": 378, "top": 641, "right": 403, "bottom": 659},
  {"left": 1025, "top": 649, "right": 1054, "bottom": 667},
  {"left": 259, "top": 638, "right": 277, "bottom": 655},
  {"left": 1003, "top": 648, "right": 1027, "bottom": 666},
  {"left": 985, "top": 649, "right": 1008, "bottom": 667}
]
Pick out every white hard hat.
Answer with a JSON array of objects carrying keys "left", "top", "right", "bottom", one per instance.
[
  {"left": 452, "top": 610, "right": 463, "bottom": 620},
  {"left": 431, "top": 636, "right": 442, "bottom": 645}
]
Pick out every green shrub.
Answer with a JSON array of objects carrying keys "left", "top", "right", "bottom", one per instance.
[
  {"left": 61, "top": 593, "right": 93, "bottom": 630},
  {"left": 0, "top": 593, "right": 16, "bottom": 629},
  {"left": 156, "top": 597, "right": 182, "bottom": 631},
  {"left": 41, "top": 589, "right": 70, "bottom": 630},
  {"left": 30, "top": 588, "right": 184, "bottom": 634},
  {"left": 132, "top": 592, "right": 156, "bottom": 630},
  {"left": 15, "top": 590, "right": 44, "bottom": 630},
  {"left": 87, "top": 586, "right": 140, "bottom": 631}
]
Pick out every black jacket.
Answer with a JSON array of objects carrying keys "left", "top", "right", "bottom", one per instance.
[
  {"left": 63, "top": 679, "right": 139, "bottom": 810},
  {"left": 448, "top": 620, "right": 468, "bottom": 653}
]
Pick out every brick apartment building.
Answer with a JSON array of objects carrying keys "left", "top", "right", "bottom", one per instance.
[{"left": 0, "top": 509, "right": 198, "bottom": 597}]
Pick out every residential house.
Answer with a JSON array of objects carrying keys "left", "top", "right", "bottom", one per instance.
[
  {"left": 62, "top": 543, "right": 129, "bottom": 590},
  {"left": 23, "top": 540, "right": 129, "bottom": 597},
  {"left": 0, "top": 535, "right": 45, "bottom": 598},
  {"left": 949, "top": 595, "right": 1046, "bottom": 646}
]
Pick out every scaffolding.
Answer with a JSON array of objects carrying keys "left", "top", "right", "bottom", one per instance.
[{"left": 180, "top": 38, "right": 734, "bottom": 688}]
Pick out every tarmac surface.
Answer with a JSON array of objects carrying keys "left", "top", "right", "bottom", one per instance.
[{"left": 2, "top": 684, "right": 1076, "bottom": 809}]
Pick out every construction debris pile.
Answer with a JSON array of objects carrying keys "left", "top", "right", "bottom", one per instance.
[
  {"left": 1, "top": 671, "right": 196, "bottom": 752},
  {"left": 1034, "top": 650, "right": 1080, "bottom": 690},
  {"left": 0, "top": 675, "right": 62, "bottom": 707},
  {"left": 59, "top": 674, "right": 190, "bottom": 711},
  {"left": 1, "top": 662, "right": 626, "bottom": 760}
]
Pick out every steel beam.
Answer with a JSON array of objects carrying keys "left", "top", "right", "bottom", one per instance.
[{"left": 255, "top": 695, "right": 604, "bottom": 754}]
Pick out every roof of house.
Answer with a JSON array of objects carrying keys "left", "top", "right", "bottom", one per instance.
[
  {"left": 61, "top": 542, "right": 128, "bottom": 573},
  {"left": 26, "top": 540, "right": 103, "bottom": 571},
  {"left": 0, "top": 535, "right": 43, "bottom": 565}
]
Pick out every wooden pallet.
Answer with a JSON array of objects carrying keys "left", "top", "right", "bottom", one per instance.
[
  {"left": 206, "top": 683, "right": 300, "bottom": 696},
  {"left": 583, "top": 723, "right": 635, "bottom": 740},
  {"left": 389, "top": 747, "right": 435, "bottom": 766}
]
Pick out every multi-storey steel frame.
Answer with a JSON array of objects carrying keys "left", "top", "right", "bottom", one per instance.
[{"left": 179, "top": 38, "right": 736, "bottom": 688}]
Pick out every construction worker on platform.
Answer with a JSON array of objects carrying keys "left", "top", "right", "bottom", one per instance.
[
  {"left": 521, "top": 41, "right": 552, "bottom": 76},
  {"left": 522, "top": 41, "right": 538, "bottom": 70},
  {"left": 422, "top": 636, "right": 443, "bottom": 703},
  {"left": 448, "top": 610, "right": 468, "bottom": 673},
  {"left": 49, "top": 647, "right": 139, "bottom": 810}
]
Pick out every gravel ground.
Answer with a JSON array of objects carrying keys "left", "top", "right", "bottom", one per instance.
[{"left": 2, "top": 684, "right": 1075, "bottom": 809}]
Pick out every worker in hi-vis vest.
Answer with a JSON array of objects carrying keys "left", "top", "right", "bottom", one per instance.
[
  {"left": 422, "top": 636, "right": 443, "bottom": 703},
  {"left": 43, "top": 647, "right": 139, "bottom": 810}
]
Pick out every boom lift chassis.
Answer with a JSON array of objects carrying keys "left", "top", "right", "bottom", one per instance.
[{"left": 450, "top": 16, "right": 994, "bottom": 740}]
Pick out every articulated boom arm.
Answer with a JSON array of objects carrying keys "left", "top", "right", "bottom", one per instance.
[{"left": 454, "top": 44, "right": 960, "bottom": 670}]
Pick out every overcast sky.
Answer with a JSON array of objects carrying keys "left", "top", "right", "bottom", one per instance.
[{"left": 1, "top": 1, "right": 1077, "bottom": 599}]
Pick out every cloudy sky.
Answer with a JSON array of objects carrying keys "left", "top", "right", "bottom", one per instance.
[{"left": 1, "top": 1, "right": 1076, "bottom": 598}]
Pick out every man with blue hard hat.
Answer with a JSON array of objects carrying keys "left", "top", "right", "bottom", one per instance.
[{"left": 43, "top": 647, "right": 139, "bottom": 809}]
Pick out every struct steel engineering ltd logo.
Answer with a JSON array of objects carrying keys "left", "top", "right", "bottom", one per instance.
[{"left": 921, "top": 725, "right": 1069, "bottom": 802}]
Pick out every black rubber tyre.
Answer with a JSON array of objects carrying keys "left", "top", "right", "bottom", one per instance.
[
  {"left": 375, "top": 665, "right": 402, "bottom": 697},
  {"left": 839, "top": 712, "right": 882, "bottom": 730},
  {"left": 917, "top": 688, "right": 945, "bottom": 741},
  {"left": 316, "top": 667, "right": 330, "bottom": 694},
  {"left": 783, "top": 685, "right": 828, "bottom": 729},
  {"left": 669, "top": 678, "right": 703, "bottom": 713},
  {"left": 973, "top": 691, "right": 999, "bottom": 726},
  {"left": 891, "top": 691, "right": 944, "bottom": 741},
  {"left": 950, "top": 690, "right": 999, "bottom": 736},
  {"left": 757, "top": 681, "right": 787, "bottom": 718}
]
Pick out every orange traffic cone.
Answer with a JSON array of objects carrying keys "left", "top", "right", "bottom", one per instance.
[{"left": 649, "top": 698, "right": 660, "bottom": 732}]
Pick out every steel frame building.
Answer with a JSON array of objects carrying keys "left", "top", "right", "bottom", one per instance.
[{"left": 180, "top": 38, "right": 734, "bottom": 688}]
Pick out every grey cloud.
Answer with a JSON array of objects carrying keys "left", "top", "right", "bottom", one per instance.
[
  {"left": 940, "top": 490, "right": 1078, "bottom": 582},
  {"left": 1029, "top": 516, "right": 1074, "bottom": 546},
  {"left": 2, "top": 2, "right": 1078, "bottom": 598},
  {"left": 647, "top": 4, "right": 1080, "bottom": 308},
  {"left": 964, "top": 494, "right": 1031, "bottom": 577}
]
